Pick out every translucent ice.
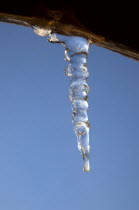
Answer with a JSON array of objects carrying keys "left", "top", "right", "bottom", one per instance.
[
  {"left": 48, "top": 34, "right": 90, "bottom": 172},
  {"left": 33, "top": 28, "right": 91, "bottom": 172}
]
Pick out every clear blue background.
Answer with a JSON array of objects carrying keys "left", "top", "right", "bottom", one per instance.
[{"left": 0, "top": 23, "right": 139, "bottom": 210}]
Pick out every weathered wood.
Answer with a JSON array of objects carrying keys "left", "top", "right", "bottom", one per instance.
[{"left": 0, "top": 2, "right": 139, "bottom": 61}]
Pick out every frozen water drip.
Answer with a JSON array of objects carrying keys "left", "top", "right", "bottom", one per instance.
[
  {"left": 48, "top": 34, "right": 91, "bottom": 172},
  {"left": 33, "top": 28, "right": 91, "bottom": 172}
]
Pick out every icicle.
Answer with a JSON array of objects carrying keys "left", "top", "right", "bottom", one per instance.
[
  {"left": 48, "top": 34, "right": 90, "bottom": 172},
  {"left": 33, "top": 28, "right": 91, "bottom": 172}
]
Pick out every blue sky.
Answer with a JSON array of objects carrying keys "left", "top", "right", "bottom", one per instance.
[{"left": 0, "top": 23, "right": 139, "bottom": 210}]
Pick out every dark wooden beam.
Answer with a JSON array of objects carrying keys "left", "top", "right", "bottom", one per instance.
[{"left": 0, "top": 1, "right": 139, "bottom": 61}]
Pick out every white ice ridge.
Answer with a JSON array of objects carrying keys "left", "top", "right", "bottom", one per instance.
[
  {"left": 48, "top": 34, "right": 90, "bottom": 172},
  {"left": 33, "top": 26, "right": 51, "bottom": 36}
]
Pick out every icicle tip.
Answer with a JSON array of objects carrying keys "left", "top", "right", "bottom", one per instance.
[{"left": 83, "top": 161, "right": 90, "bottom": 172}]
